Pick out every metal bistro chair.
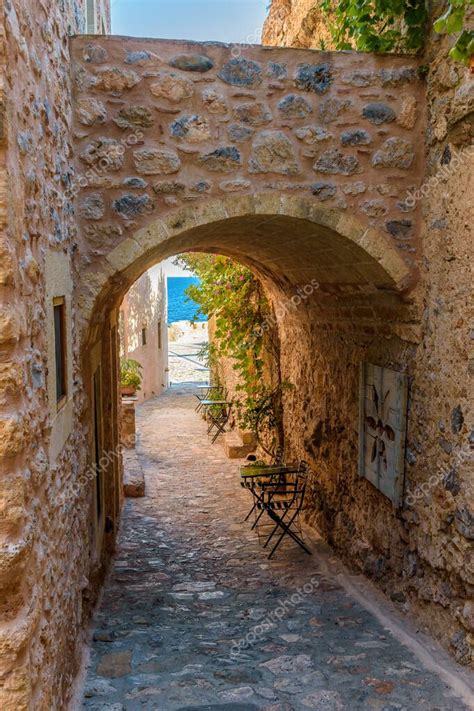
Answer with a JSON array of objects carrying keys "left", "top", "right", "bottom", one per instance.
[
  {"left": 206, "top": 400, "right": 232, "bottom": 444},
  {"left": 241, "top": 461, "right": 292, "bottom": 529},
  {"left": 241, "top": 461, "right": 311, "bottom": 559},
  {"left": 194, "top": 385, "right": 225, "bottom": 413}
]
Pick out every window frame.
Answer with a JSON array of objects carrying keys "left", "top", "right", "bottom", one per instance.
[{"left": 53, "top": 297, "right": 67, "bottom": 410}]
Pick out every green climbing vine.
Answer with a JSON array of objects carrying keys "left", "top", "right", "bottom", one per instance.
[
  {"left": 320, "top": 0, "right": 473, "bottom": 66},
  {"left": 434, "top": 2, "right": 474, "bottom": 65},
  {"left": 175, "top": 253, "right": 289, "bottom": 456}
]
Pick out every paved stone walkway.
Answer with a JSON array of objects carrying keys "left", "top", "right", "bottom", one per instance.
[
  {"left": 79, "top": 387, "right": 472, "bottom": 710},
  {"left": 168, "top": 321, "right": 209, "bottom": 386}
]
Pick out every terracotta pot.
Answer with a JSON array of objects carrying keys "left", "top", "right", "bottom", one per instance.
[{"left": 121, "top": 385, "right": 136, "bottom": 397}]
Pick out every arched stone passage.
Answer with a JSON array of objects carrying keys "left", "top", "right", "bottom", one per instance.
[{"left": 78, "top": 192, "right": 419, "bottom": 633}]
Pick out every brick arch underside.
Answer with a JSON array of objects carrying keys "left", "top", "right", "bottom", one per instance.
[{"left": 80, "top": 195, "right": 412, "bottom": 344}]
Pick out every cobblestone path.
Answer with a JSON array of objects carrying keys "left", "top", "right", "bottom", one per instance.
[{"left": 79, "top": 387, "right": 473, "bottom": 710}]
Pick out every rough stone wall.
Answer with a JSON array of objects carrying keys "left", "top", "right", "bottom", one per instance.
[
  {"left": 0, "top": 1, "right": 112, "bottom": 709},
  {"left": 406, "top": 19, "right": 473, "bottom": 664},
  {"left": 263, "top": 0, "right": 474, "bottom": 665},
  {"left": 69, "top": 34, "right": 425, "bottom": 300}
]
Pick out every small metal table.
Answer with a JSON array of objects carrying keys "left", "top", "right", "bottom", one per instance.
[
  {"left": 194, "top": 385, "right": 225, "bottom": 412},
  {"left": 240, "top": 461, "right": 311, "bottom": 558},
  {"left": 202, "top": 399, "right": 232, "bottom": 443}
]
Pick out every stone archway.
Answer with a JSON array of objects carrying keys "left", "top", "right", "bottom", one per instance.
[
  {"left": 78, "top": 194, "right": 412, "bottom": 344},
  {"left": 77, "top": 192, "right": 418, "bottom": 637}
]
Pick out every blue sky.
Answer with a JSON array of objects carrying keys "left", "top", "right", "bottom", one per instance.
[{"left": 112, "top": 0, "right": 268, "bottom": 44}]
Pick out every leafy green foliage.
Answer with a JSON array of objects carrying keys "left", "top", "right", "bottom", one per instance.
[
  {"left": 320, "top": 0, "right": 473, "bottom": 65},
  {"left": 176, "top": 253, "right": 288, "bottom": 453},
  {"left": 120, "top": 358, "right": 143, "bottom": 391},
  {"left": 320, "top": 0, "right": 428, "bottom": 53},
  {"left": 176, "top": 254, "right": 269, "bottom": 395},
  {"left": 434, "top": 2, "right": 474, "bottom": 66}
]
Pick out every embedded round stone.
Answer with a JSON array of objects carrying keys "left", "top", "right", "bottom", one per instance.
[
  {"left": 295, "top": 126, "right": 332, "bottom": 144},
  {"left": 267, "top": 62, "right": 287, "bottom": 80},
  {"left": 169, "top": 115, "right": 211, "bottom": 143},
  {"left": 380, "top": 67, "right": 416, "bottom": 86},
  {"left": 218, "top": 58, "right": 262, "bottom": 88},
  {"left": 319, "top": 97, "right": 352, "bottom": 124},
  {"left": 80, "top": 138, "right": 125, "bottom": 170},
  {"left": 362, "top": 102, "right": 396, "bottom": 125},
  {"left": 17, "top": 131, "right": 33, "bottom": 155},
  {"left": 341, "top": 69, "right": 376, "bottom": 87},
  {"left": 342, "top": 181, "right": 366, "bottom": 195},
  {"left": 82, "top": 44, "right": 108, "bottom": 64},
  {"left": 278, "top": 94, "right": 312, "bottom": 119},
  {"left": 386, "top": 219, "right": 413, "bottom": 239},
  {"left": 228, "top": 124, "right": 254, "bottom": 143},
  {"left": 169, "top": 54, "right": 214, "bottom": 73},
  {"left": 360, "top": 199, "right": 388, "bottom": 217},
  {"left": 310, "top": 182, "right": 336, "bottom": 201},
  {"left": 114, "top": 106, "right": 154, "bottom": 129},
  {"left": 125, "top": 50, "right": 161, "bottom": 66},
  {"left": 232, "top": 102, "right": 272, "bottom": 126},
  {"left": 150, "top": 73, "right": 194, "bottom": 102},
  {"left": 249, "top": 131, "right": 299, "bottom": 175},
  {"left": 152, "top": 181, "right": 186, "bottom": 194},
  {"left": 295, "top": 63, "right": 332, "bottom": 94},
  {"left": 340, "top": 129, "right": 371, "bottom": 146},
  {"left": 112, "top": 193, "right": 154, "bottom": 217},
  {"left": 371, "top": 137, "right": 414, "bottom": 169},
  {"left": 313, "top": 148, "right": 360, "bottom": 176},
  {"left": 191, "top": 180, "right": 212, "bottom": 193},
  {"left": 133, "top": 148, "right": 181, "bottom": 175},
  {"left": 202, "top": 88, "right": 228, "bottom": 114},
  {"left": 79, "top": 194, "right": 105, "bottom": 220},
  {"left": 219, "top": 179, "right": 251, "bottom": 192},
  {"left": 75, "top": 98, "right": 107, "bottom": 126},
  {"left": 123, "top": 177, "right": 148, "bottom": 189},
  {"left": 94, "top": 67, "right": 140, "bottom": 94},
  {"left": 198, "top": 147, "right": 241, "bottom": 172},
  {"left": 398, "top": 97, "right": 417, "bottom": 130}
]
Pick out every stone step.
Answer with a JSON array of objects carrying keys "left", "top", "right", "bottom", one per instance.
[
  {"left": 224, "top": 430, "right": 256, "bottom": 459},
  {"left": 238, "top": 429, "right": 257, "bottom": 447},
  {"left": 123, "top": 449, "right": 145, "bottom": 497}
]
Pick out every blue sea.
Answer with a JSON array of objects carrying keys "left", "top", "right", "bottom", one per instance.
[{"left": 167, "top": 277, "right": 206, "bottom": 324}]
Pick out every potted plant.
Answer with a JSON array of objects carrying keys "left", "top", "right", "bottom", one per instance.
[{"left": 120, "top": 358, "right": 143, "bottom": 397}]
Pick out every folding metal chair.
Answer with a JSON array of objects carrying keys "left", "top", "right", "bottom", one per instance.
[
  {"left": 206, "top": 401, "right": 232, "bottom": 444},
  {"left": 240, "top": 462, "right": 297, "bottom": 529},
  {"left": 258, "top": 461, "right": 311, "bottom": 559}
]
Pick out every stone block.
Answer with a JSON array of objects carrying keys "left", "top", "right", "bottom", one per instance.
[{"left": 123, "top": 450, "right": 145, "bottom": 497}]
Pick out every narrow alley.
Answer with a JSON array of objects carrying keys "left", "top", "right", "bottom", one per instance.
[{"left": 78, "top": 388, "right": 473, "bottom": 710}]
